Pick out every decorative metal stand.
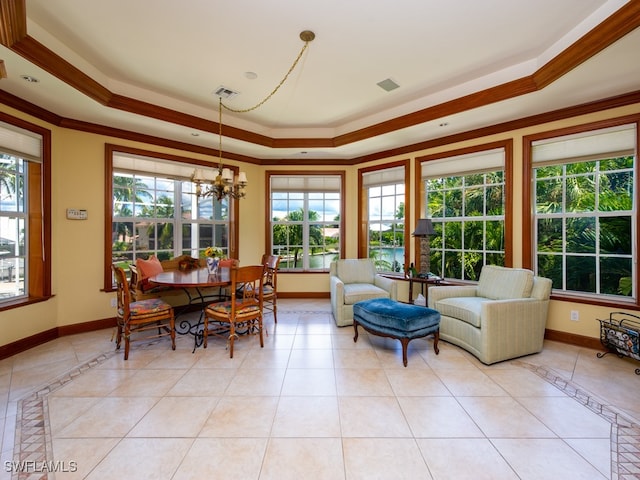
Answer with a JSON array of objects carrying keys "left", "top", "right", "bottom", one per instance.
[{"left": 597, "top": 311, "right": 640, "bottom": 375}]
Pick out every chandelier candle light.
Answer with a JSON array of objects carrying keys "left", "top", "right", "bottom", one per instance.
[{"left": 191, "top": 30, "right": 315, "bottom": 201}]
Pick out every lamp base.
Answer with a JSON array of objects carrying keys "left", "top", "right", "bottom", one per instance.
[{"left": 418, "top": 237, "right": 431, "bottom": 276}]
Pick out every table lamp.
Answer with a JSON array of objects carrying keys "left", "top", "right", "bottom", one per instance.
[{"left": 412, "top": 218, "right": 435, "bottom": 276}]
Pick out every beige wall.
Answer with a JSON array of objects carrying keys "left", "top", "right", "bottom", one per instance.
[{"left": 1, "top": 101, "right": 639, "bottom": 347}]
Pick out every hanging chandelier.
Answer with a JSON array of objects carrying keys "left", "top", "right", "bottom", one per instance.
[{"left": 191, "top": 30, "right": 316, "bottom": 201}]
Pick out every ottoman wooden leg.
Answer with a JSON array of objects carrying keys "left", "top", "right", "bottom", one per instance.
[
  {"left": 353, "top": 320, "right": 360, "bottom": 343},
  {"left": 400, "top": 338, "right": 410, "bottom": 367},
  {"left": 434, "top": 330, "right": 440, "bottom": 355}
]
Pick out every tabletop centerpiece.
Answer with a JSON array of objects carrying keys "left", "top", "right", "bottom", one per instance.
[{"left": 203, "top": 246, "right": 225, "bottom": 274}]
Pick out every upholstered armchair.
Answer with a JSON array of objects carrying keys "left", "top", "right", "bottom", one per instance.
[
  {"left": 428, "top": 265, "right": 552, "bottom": 364},
  {"left": 329, "top": 258, "right": 398, "bottom": 327}
]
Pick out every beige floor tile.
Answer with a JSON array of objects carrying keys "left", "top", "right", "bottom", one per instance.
[
  {"left": 398, "top": 396, "right": 485, "bottom": 438},
  {"left": 127, "top": 396, "right": 219, "bottom": 437},
  {"left": 457, "top": 396, "right": 556, "bottom": 438},
  {"left": 281, "top": 368, "right": 337, "bottom": 396},
  {"left": 287, "top": 348, "right": 334, "bottom": 368},
  {"left": 484, "top": 367, "right": 568, "bottom": 397},
  {"left": 85, "top": 438, "right": 193, "bottom": 480},
  {"left": 435, "top": 368, "right": 509, "bottom": 397},
  {"left": 51, "top": 437, "right": 119, "bottom": 479},
  {"left": 492, "top": 438, "right": 607, "bottom": 479},
  {"left": 335, "top": 368, "right": 394, "bottom": 396},
  {"left": 260, "top": 437, "right": 345, "bottom": 480},
  {"left": 422, "top": 344, "right": 479, "bottom": 369},
  {"left": 172, "top": 438, "right": 268, "bottom": 480},
  {"left": 225, "top": 368, "right": 285, "bottom": 396},
  {"left": 240, "top": 348, "right": 292, "bottom": 369},
  {"left": 343, "top": 438, "right": 432, "bottom": 480},
  {"left": 417, "top": 438, "right": 519, "bottom": 479},
  {"left": 49, "top": 368, "right": 136, "bottom": 397},
  {"left": 518, "top": 396, "right": 611, "bottom": 438},
  {"left": 339, "top": 396, "right": 412, "bottom": 437},
  {"left": 95, "top": 349, "right": 165, "bottom": 370},
  {"left": 292, "top": 333, "right": 333, "bottom": 349},
  {"left": 333, "top": 349, "right": 382, "bottom": 369},
  {"left": 166, "top": 368, "right": 236, "bottom": 396},
  {"left": 199, "top": 395, "right": 279, "bottom": 437},
  {"left": 564, "top": 438, "right": 611, "bottom": 477},
  {"left": 47, "top": 396, "right": 102, "bottom": 434},
  {"left": 107, "top": 369, "right": 185, "bottom": 397},
  {"left": 57, "top": 396, "right": 159, "bottom": 438},
  {"left": 271, "top": 396, "right": 341, "bottom": 437},
  {"left": 385, "top": 368, "right": 450, "bottom": 396}
]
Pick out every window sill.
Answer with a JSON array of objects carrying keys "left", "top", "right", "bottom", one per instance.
[{"left": 0, "top": 295, "right": 54, "bottom": 312}]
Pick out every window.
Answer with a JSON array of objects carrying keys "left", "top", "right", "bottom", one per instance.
[
  {"left": 421, "top": 147, "right": 507, "bottom": 281},
  {"left": 361, "top": 165, "right": 407, "bottom": 273},
  {"left": 0, "top": 115, "right": 50, "bottom": 307},
  {"left": 107, "top": 147, "right": 237, "bottom": 287},
  {"left": 268, "top": 172, "right": 343, "bottom": 271},
  {"left": 531, "top": 123, "right": 636, "bottom": 299}
]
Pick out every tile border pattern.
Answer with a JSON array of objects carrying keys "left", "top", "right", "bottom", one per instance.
[
  {"left": 518, "top": 361, "right": 640, "bottom": 480},
  {"left": 9, "top": 329, "right": 640, "bottom": 479}
]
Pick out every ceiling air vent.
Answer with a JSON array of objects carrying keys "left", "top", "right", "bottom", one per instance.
[
  {"left": 214, "top": 86, "right": 240, "bottom": 99},
  {"left": 376, "top": 78, "right": 400, "bottom": 92}
]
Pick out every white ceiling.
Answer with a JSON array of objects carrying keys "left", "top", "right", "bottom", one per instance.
[{"left": 0, "top": 0, "right": 639, "bottom": 161}]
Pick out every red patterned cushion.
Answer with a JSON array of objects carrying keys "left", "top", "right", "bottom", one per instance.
[
  {"left": 130, "top": 298, "right": 172, "bottom": 315},
  {"left": 137, "top": 256, "right": 164, "bottom": 292}
]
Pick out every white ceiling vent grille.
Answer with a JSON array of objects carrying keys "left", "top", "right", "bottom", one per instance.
[
  {"left": 376, "top": 78, "right": 400, "bottom": 92},
  {"left": 214, "top": 86, "right": 240, "bottom": 99}
]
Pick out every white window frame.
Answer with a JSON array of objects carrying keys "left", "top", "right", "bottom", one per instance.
[
  {"left": 532, "top": 123, "right": 636, "bottom": 299},
  {"left": 268, "top": 173, "right": 342, "bottom": 272},
  {"left": 363, "top": 166, "right": 405, "bottom": 273},
  {"left": 422, "top": 148, "right": 506, "bottom": 281}
]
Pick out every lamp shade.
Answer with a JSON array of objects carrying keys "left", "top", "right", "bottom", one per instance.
[{"left": 412, "top": 218, "right": 435, "bottom": 237}]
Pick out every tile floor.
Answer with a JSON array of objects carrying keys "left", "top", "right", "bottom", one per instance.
[{"left": 1, "top": 299, "right": 639, "bottom": 479}]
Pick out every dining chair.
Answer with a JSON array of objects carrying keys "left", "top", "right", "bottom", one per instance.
[
  {"left": 261, "top": 254, "right": 281, "bottom": 323},
  {"left": 112, "top": 264, "right": 176, "bottom": 360},
  {"left": 203, "top": 263, "right": 264, "bottom": 358}
]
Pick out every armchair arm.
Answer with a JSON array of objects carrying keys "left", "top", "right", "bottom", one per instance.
[
  {"left": 374, "top": 274, "right": 398, "bottom": 300},
  {"left": 479, "top": 298, "right": 550, "bottom": 364},
  {"left": 428, "top": 285, "right": 478, "bottom": 308}
]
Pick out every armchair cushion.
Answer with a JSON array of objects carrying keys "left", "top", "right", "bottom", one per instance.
[
  {"left": 335, "top": 258, "right": 375, "bottom": 284},
  {"left": 436, "top": 296, "right": 486, "bottom": 328},
  {"left": 476, "top": 265, "right": 533, "bottom": 300},
  {"left": 344, "top": 283, "right": 391, "bottom": 305}
]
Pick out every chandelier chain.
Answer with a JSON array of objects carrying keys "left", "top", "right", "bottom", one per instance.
[{"left": 220, "top": 40, "right": 311, "bottom": 114}]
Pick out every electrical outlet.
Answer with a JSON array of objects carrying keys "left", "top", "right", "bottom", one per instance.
[
  {"left": 110, "top": 298, "right": 117, "bottom": 308},
  {"left": 570, "top": 310, "right": 579, "bottom": 321}
]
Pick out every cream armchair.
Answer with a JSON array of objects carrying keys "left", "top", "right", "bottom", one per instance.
[
  {"left": 330, "top": 259, "right": 398, "bottom": 327},
  {"left": 428, "top": 265, "right": 552, "bottom": 364}
]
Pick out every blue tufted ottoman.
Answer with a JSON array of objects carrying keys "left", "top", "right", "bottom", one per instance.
[{"left": 353, "top": 298, "right": 440, "bottom": 366}]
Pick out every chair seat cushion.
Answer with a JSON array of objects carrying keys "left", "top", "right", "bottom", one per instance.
[
  {"left": 353, "top": 298, "right": 440, "bottom": 339},
  {"left": 206, "top": 299, "right": 260, "bottom": 317},
  {"left": 128, "top": 298, "right": 172, "bottom": 316},
  {"left": 434, "top": 296, "right": 487, "bottom": 328},
  {"left": 344, "top": 283, "right": 390, "bottom": 305}
]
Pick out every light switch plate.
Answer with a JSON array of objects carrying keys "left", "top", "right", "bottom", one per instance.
[{"left": 66, "top": 208, "right": 88, "bottom": 220}]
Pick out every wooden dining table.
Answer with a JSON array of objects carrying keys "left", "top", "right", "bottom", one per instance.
[{"left": 149, "top": 266, "right": 232, "bottom": 351}]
